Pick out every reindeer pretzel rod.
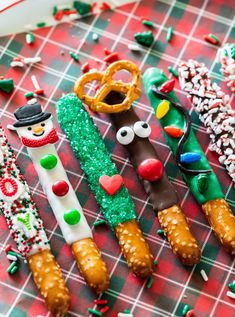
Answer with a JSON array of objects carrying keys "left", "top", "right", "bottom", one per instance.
[
  {"left": 143, "top": 67, "right": 235, "bottom": 254},
  {"left": 75, "top": 61, "right": 201, "bottom": 265},
  {"left": 178, "top": 59, "right": 235, "bottom": 184},
  {"left": 56, "top": 93, "right": 154, "bottom": 278},
  {"left": 12, "top": 104, "right": 109, "bottom": 293},
  {"left": 0, "top": 125, "right": 70, "bottom": 316}
]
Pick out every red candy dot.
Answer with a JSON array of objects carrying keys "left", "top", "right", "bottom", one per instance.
[
  {"left": 138, "top": 158, "right": 164, "bottom": 182},
  {"left": 52, "top": 180, "right": 69, "bottom": 197}
]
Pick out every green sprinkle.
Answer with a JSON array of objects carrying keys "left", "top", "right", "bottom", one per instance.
[
  {"left": 142, "top": 20, "right": 154, "bottom": 28},
  {"left": 26, "top": 32, "right": 35, "bottom": 44},
  {"left": 146, "top": 275, "right": 153, "bottom": 289},
  {"left": 69, "top": 51, "right": 79, "bottom": 62},
  {"left": 7, "top": 250, "right": 18, "bottom": 257},
  {"left": 168, "top": 66, "right": 178, "bottom": 78},
  {"left": 123, "top": 310, "right": 131, "bottom": 314},
  {"left": 209, "top": 33, "right": 220, "bottom": 44},
  {"left": 182, "top": 304, "right": 190, "bottom": 316},
  {"left": 56, "top": 94, "right": 136, "bottom": 229},
  {"left": 53, "top": 6, "right": 58, "bottom": 16},
  {"left": 0, "top": 78, "right": 14, "bottom": 93},
  {"left": 7, "top": 261, "right": 17, "bottom": 273},
  {"left": 87, "top": 308, "right": 102, "bottom": 316},
  {"left": 153, "top": 259, "right": 158, "bottom": 265},
  {"left": 228, "top": 282, "right": 235, "bottom": 293},
  {"left": 10, "top": 265, "right": 19, "bottom": 275},
  {"left": 134, "top": 31, "right": 154, "bottom": 47},
  {"left": 94, "top": 219, "right": 106, "bottom": 227},
  {"left": 36, "top": 22, "right": 46, "bottom": 28},
  {"left": 231, "top": 44, "right": 235, "bottom": 59},
  {"left": 167, "top": 26, "right": 174, "bottom": 42},
  {"left": 73, "top": 1, "right": 91, "bottom": 15},
  {"left": 24, "top": 92, "right": 35, "bottom": 98},
  {"left": 157, "top": 229, "right": 165, "bottom": 238}
]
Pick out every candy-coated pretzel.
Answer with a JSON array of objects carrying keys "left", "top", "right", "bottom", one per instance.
[{"left": 74, "top": 60, "right": 141, "bottom": 113}]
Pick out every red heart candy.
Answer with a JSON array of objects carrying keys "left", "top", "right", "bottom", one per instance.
[{"left": 99, "top": 174, "right": 123, "bottom": 196}]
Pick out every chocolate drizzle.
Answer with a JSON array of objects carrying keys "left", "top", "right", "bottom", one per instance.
[{"left": 151, "top": 86, "right": 211, "bottom": 175}]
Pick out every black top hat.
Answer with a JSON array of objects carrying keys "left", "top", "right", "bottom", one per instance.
[{"left": 13, "top": 104, "right": 51, "bottom": 128}]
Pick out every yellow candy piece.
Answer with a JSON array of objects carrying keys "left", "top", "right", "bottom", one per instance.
[{"left": 156, "top": 100, "right": 170, "bottom": 119}]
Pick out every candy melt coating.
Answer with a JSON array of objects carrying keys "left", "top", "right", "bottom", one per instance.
[
  {"left": 40, "top": 154, "right": 58, "bottom": 169},
  {"left": 143, "top": 67, "right": 224, "bottom": 204},
  {"left": 63, "top": 209, "right": 81, "bottom": 225},
  {"left": 56, "top": 93, "right": 136, "bottom": 229}
]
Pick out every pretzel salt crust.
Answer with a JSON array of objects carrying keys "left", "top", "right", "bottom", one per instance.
[
  {"left": 0, "top": 125, "right": 69, "bottom": 316},
  {"left": 75, "top": 61, "right": 201, "bottom": 265},
  {"left": 57, "top": 94, "right": 154, "bottom": 277},
  {"left": 13, "top": 104, "right": 109, "bottom": 293},
  {"left": 74, "top": 60, "right": 141, "bottom": 113}
]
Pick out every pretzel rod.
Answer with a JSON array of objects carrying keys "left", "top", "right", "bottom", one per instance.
[
  {"left": 143, "top": 67, "right": 235, "bottom": 254},
  {"left": 219, "top": 43, "right": 235, "bottom": 93},
  {"left": 178, "top": 59, "right": 235, "bottom": 183},
  {"left": 56, "top": 94, "right": 154, "bottom": 277},
  {"left": 75, "top": 61, "right": 201, "bottom": 265},
  {"left": 0, "top": 125, "right": 70, "bottom": 316},
  {"left": 13, "top": 104, "right": 109, "bottom": 293}
]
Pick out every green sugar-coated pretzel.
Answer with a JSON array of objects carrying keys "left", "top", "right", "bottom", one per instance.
[
  {"left": 56, "top": 93, "right": 136, "bottom": 229},
  {"left": 143, "top": 67, "right": 224, "bottom": 205}
]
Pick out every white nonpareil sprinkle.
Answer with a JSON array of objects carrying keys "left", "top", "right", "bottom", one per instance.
[
  {"left": 7, "top": 254, "right": 18, "bottom": 261},
  {"left": 200, "top": 269, "right": 208, "bottom": 282},
  {"left": 227, "top": 291, "right": 235, "bottom": 299},
  {"left": 27, "top": 98, "right": 38, "bottom": 105},
  {"left": 24, "top": 57, "right": 41, "bottom": 64},
  {"left": 92, "top": 33, "right": 99, "bottom": 41},
  {"left": 118, "top": 314, "right": 133, "bottom": 317},
  {"left": 128, "top": 43, "right": 142, "bottom": 52},
  {"left": 31, "top": 75, "right": 40, "bottom": 90},
  {"left": 10, "top": 61, "right": 24, "bottom": 68}
]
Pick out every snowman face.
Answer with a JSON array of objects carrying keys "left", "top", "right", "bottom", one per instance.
[{"left": 17, "top": 118, "right": 53, "bottom": 141}]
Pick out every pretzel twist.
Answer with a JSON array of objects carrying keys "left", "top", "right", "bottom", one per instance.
[{"left": 74, "top": 60, "right": 141, "bottom": 113}]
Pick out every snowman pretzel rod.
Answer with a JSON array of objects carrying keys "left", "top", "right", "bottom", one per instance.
[
  {"left": 75, "top": 60, "right": 201, "bottom": 265},
  {"left": 56, "top": 93, "right": 154, "bottom": 278},
  {"left": 178, "top": 59, "right": 235, "bottom": 184},
  {"left": 0, "top": 125, "right": 70, "bottom": 316},
  {"left": 143, "top": 67, "right": 235, "bottom": 254},
  {"left": 12, "top": 104, "right": 109, "bottom": 294}
]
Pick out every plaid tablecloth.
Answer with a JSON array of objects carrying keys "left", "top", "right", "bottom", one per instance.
[{"left": 0, "top": 0, "right": 235, "bottom": 316}]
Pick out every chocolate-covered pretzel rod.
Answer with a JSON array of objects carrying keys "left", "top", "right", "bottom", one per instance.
[
  {"left": 13, "top": 104, "right": 109, "bottom": 293},
  {"left": 0, "top": 125, "right": 70, "bottom": 316},
  {"left": 178, "top": 59, "right": 235, "bottom": 183},
  {"left": 143, "top": 67, "right": 235, "bottom": 254},
  {"left": 75, "top": 60, "right": 201, "bottom": 265},
  {"left": 56, "top": 93, "right": 154, "bottom": 278}
]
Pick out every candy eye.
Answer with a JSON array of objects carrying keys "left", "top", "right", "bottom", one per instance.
[
  {"left": 133, "top": 121, "right": 151, "bottom": 138},
  {"left": 116, "top": 126, "right": 135, "bottom": 145}
]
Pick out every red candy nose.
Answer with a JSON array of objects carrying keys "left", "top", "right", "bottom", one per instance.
[{"left": 138, "top": 158, "right": 164, "bottom": 182}]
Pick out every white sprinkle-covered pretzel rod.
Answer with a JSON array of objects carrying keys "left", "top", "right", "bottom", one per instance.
[
  {"left": 219, "top": 43, "right": 235, "bottom": 93},
  {"left": 0, "top": 125, "right": 70, "bottom": 316},
  {"left": 178, "top": 59, "right": 235, "bottom": 184},
  {"left": 13, "top": 103, "right": 109, "bottom": 294}
]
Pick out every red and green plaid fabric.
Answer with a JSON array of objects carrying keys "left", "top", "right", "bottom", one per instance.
[{"left": 0, "top": 1, "right": 235, "bottom": 316}]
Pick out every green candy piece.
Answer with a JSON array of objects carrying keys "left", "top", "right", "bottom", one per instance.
[
  {"left": 40, "top": 154, "right": 58, "bottom": 169},
  {"left": 0, "top": 79, "right": 14, "bottom": 93},
  {"left": 73, "top": 1, "right": 91, "bottom": 15},
  {"left": 134, "top": 31, "right": 154, "bottom": 47},
  {"left": 63, "top": 209, "right": 81, "bottom": 225},
  {"left": 56, "top": 94, "right": 136, "bottom": 229},
  {"left": 143, "top": 68, "right": 224, "bottom": 205},
  {"left": 228, "top": 282, "right": 235, "bottom": 293}
]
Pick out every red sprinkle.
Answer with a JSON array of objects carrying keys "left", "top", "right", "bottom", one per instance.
[
  {"left": 5, "top": 244, "right": 12, "bottom": 253},
  {"left": 104, "top": 48, "right": 113, "bottom": 55},
  {"left": 104, "top": 52, "right": 119, "bottom": 63},
  {"left": 81, "top": 62, "right": 90, "bottom": 73},
  {"left": 100, "top": 2, "right": 111, "bottom": 10},
  {"left": 100, "top": 306, "right": 109, "bottom": 314},
  {"left": 90, "top": 2, "right": 97, "bottom": 13},
  {"left": 13, "top": 57, "right": 22, "bottom": 62},
  {"left": 160, "top": 79, "right": 175, "bottom": 93},
  {"left": 203, "top": 35, "right": 217, "bottom": 45},
  {"left": 35, "top": 88, "right": 44, "bottom": 95},
  {"left": 54, "top": 11, "right": 64, "bottom": 21},
  {"left": 186, "top": 309, "right": 194, "bottom": 317},
  {"left": 94, "top": 299, "right": 108, "bottom": 305},
  {"left": 63, "top": 9, "right": 77, "bottom": 15}
]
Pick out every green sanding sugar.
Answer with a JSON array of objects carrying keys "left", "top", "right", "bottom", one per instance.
[{"left": 56, "top": 93, "right": 136, "bottom": 229}]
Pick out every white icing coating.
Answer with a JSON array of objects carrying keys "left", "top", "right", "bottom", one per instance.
[{"left": 27, "top": 143, "right": 92, "bottom": 244}]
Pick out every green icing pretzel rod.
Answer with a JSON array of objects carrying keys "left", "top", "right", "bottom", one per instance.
[
  {"left": 143, "top": 68, "right": 235, "bottom": 254},
  {"left": 56, "top": 93, "right": 154, "bottom": 277}
]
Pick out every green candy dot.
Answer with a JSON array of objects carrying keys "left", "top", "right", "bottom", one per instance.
[
  {"left": 63, "top": 209, "right": 81, "bottom": 225},
  {"left": 40, "top": 154, "right": 58, "bottom": 169}
]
